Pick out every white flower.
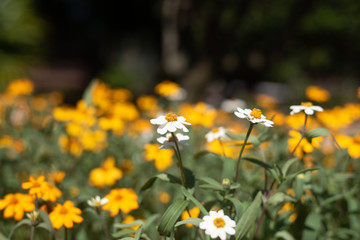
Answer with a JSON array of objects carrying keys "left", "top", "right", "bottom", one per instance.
[
  {"left": 234, "top": 107, "right": 274, "bottom": 127},
  {"left": 157, "top": 133, "right": 189, "bottom": 150},
  {"left": 205, "top": 127, "right": 228, "bottom": 142},
  {"left": 199, "top": 210, "right": 236, "bottom": 240},
  {"left": 150, "top": 113, "right": 191, "bottom": 135},
  {"left": 88, "top": 196, "right": 109, "bottom": 208},
  {"left": 290, "top": 102, "right": 323, "bottom": 115}
]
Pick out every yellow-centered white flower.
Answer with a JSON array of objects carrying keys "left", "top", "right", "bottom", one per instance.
[
  {"left": 150, "top": 113, "right": 191, "bottom": 135},
  {"left": 290, "top": 102, "right": 323, "bottom": 115},
  {"left": 157, "top": 133, "right": 189, "bottom": 150},
  {"left": 234, "top": 107, "right": 274, "bottom": 127},
  {"left": 205, "top": 127, "right": 228, "bottom": 142},
  {"left": 87, "top": 196, "right": 109, "bottom": 208},
  {"left": 199, "top": 210, "right": 236, "bottom": 240}
]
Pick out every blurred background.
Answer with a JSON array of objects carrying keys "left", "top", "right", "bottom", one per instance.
[{"left": 1, "top": 0, "right": 359, "bottom": 104}]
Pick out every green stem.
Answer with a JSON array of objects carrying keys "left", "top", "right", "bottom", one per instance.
[
  {"left": 171, "top": 132, "right": 186, "bottom": 187},
  {"left": 99, "top": 212, "right": 110, "bottom": 240},
  {"left": 64, "top": 227, "right": 68, "bottom": 240},
  {"left": 30, "top": 224, "right": 35, "bottom": 240},
  {"left": 233, "top": 123, "right": 254, "bottom": 183}
]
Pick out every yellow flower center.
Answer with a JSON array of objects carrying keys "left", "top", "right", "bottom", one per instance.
[
  {"left": 212, "top": 128, "right": 220, "bottom": 133},
  {"left": 165, "top": 113, "right": 178, "bottom": 122},
  {"left": 301, "top": 102, "right": 313, "bottom": 107},
  {"left": 213, "top": 217, "right": 226, "bottom": 228},
  {"left": 250, "top": 108, "right": 262, "bottom": 119},
  {"left": 10, "top": 197, "right": 19, "bottom": 205},
  {"left": 167, "top": 135, "right": 177, "bottom": 142},
  {"left": 59, "top": 206, "right": 68, "bottom": 215},
  {"left": 353, "top": 136, "right": 360, "bottom": 144}
]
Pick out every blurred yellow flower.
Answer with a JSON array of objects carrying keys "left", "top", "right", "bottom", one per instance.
[
  {"left": 113, "top": 102, "right": 139, "bottom": 121},
  {"left": 137, "top": 95, "right": 158, "bottom": 111},
  {"left": 99, "top": 116, "right": 124, "bottom": 134},
  {"left": 288, "top": 130, "right": 323, "bottom": 158},
  {"left": 79, "top": 129, "right": 108, "bottom": 152},
  {"left": 49, "top": 201, "right": 83, "bottom": 229},
  {"left": 317, "top": 106, "right": 356, "bottom": 131},
  {"left": 265, "top": 110, "right": 285, "bottom": 126},
  {"left": 41, "top": 183, "right": 62, "bottom": 202},
  {"left": 159, "top": 192, "right": 171, "bottom": 204},
  {"left": 21, "top": 175, "right": 48, "bottom": 199},
  {"left": 144, "top": 144, "right": 174, "bottom": 171},
  {"left": 278, "top": 202, "right": 297, "bottom": 223},
  {"left": 47, "top": 171, "right": 66, "bottom": 184},
  {"left": 337, "top": 134, "right": 360, "bottom": 159},
  {"left": 155, "top": 80, "right": 186, "bottom": 100},
  {"left": 102, "top": 188, "right": 139, "bottom": 216},
  {"left": 58, "top": 135, "right": 83, "bottom": 156},
  {"left": 6, "top": 78, "right": 34, "bottom": 96},
  {"left": 0, "top": 193, "right": 35, "bottom": 221},
  {"left": 128, "top": 118, "right": 153, "bottom": 137},
  {"left": 181, "top": 206, "right": 200, "bottom": 227},
  {"left": 112, "top": 88, "right": 133, "bottom": 102},
  {"left": 179, "top": 102, "right": 216, "bottom": 127},
  {"left": 306, "top": 86, "right": 330, "bottom": 102},
  {"left": 89, "top": 156, "right": 123, "bottom": 188}
]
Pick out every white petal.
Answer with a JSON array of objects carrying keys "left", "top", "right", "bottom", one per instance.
[
  {"left": 150, "top": 116, "right": 167, "bottom": 125},
  {"left": 157, "top": 125, "right": 168, "bottom": 135},
  {"left": 312, "top": 106, "right": 323, "bottom": 112},
  {"left": 218, "top": 230, "right": 227, "bottom": 240},
  {"left": 157, "top": 137, "right": 167, "bottom": 144},
  {"left": 167, "top": 123, "right": 177, "bottom": 132},
  {"left": 304, "top": 108, "right": 314, "bottom": 115},
  {"left": 234, "top": 111, "right": 246, "bottom": 119}
]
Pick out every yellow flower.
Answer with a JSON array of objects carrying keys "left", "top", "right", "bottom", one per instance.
[
  {"left": 137, "top": 95, "right": 158, "bottom": 111},
  {"left": 159, "top": 192, "right": 171, "bottom": 204},
  {"left": 112, "top": 88, "right": 133, "bottom": 102},
  {"left": 53, "top": 106, "right": 75, "bottom": 122},
  {"left": 79, "top": 129, "right": 107, "bottom": 152},
  {"left": 102, "top": 188, "right": 139, "bottom": 216},
  {"left": 144, "top": 144, "right": 174, "bottom": 171},
  {"left": 6, "top": 78, "right": 34, "bottom": 96},
  {"left": 337, "top": 134, "right": 360, "bottom": 159},
  {"left": 89, "top": 156, "right": 123, "bottom": 188},
  {"left": 113, "top": 102, "right": 139, "bottom": 121},
  {"left": 91, "top": 81, "right": 112, "bottom": 110},
  {"left": 278, "top": 202, "right": 297, "bottom": 223},
  {"left": 179, "top": 102, "right": 216, "bottom": 127},
  {"left": 41, "top": 183, "right": 62, "bottom": 202},
  {"left": 154, "top": 80, "right": 185, "bottom": 100},
  {"left": 99, "top": 116, "right": 124, "bottom": 134},
  {"left": 58, "top": 135, "right": 83, "bottom": 156},
  {"left": 288, "top": 130, "right": 322, "bottom": 158},
  {"left": 21, "top": 176, "right": 48, "bottom": 198},
  {"left": 306, "top": 86, "right": 330, "bottom": 102},
  {"left": 265, "top": 110, "right": 285, "bottom": 126},
  {"left": 47, "top": 171, "right": 66, "bottom": 184},
  {"left": 49, "top": 201, "right": 83, "bottom": 229},
  {"left": 181, "top": 206, "right": 201, "bottom": 227},
  {"left": 0, "top": 193, "right": 35, "bottom": 221}
]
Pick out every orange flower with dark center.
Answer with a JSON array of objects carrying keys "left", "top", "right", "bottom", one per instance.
[
  {"left": 49, "top": 201, "right": 83, "bottom": 229},
  {"left": 21, "top": 176, "right": 48, "bottom": 198},
  {"left": 0, "top": 193, "right": 35, "bottom": 221},
  {"left": 102, "top": 188, "right": 139, "bottom": 217}
]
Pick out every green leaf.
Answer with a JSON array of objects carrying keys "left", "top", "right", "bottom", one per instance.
[
  {"left": 267, "top": 192, "right": 286, "bottom": 206},
  {"left": 181, "top": 187, "right": 209, "bottom": 215},
  {"left": 281, "top": 157, "right": 299, "bottom": 176},
  {"left": 36, "top": 222, "right": 52, "bottom": 233},
  {"left": 226, "top": 133, "right": 261, "bottom": 147},
  {"left": 0, "top": 231, "right": 8, "bottom": 240},
  {"left": 243, "top": 157, "right": 273, "bottom": 170},
  {"left": 140, "top": 173, "right": 181, "bottom": 192},
  {"left": 112, "top": 229, "right": 136, "bottom": 238},
  {"left": 114, "top": 220, "right": 144, "bottom": 229},
  {"left": 275, "top": 230, "right": 295, "bottom": 240},
  {"left": 81, "top": 79, "right": 99, "bottom": 105},
  {"left": 38, "top": 209, "right": 55, "bottom": 238},
  {"left": 158, "top": 199, "right": 189, "bottom": 236},
  {"left": 286, "top": 168, "right": 319, "bottom": 181},
  {"left": 194, "top": 151, "right": 217, "bottom": 159},
  {"left": 143, "top": 214, "right": 160, "bottom": 231},
  {"left": 225, "top": 197, "right": 244, "bottom": 221},
  {"left": 198, "top": 177, "right": 223, "bottom": 188},
  {"left": 184, "top": 167, "right": 195, "bottom": 189},
  {"left": 174, "top": 218, "right": 202, "bottom": 227},
  {"left": 305, "top": 128, "right": 330, "bottom": 138},
  {"left": 134, "top": 226, "right": 142, "bottom": 240},
  {"left": 294, "top": 177, "right": 304, "bottom": 202},
  {"left": 199, "top": 184, "right": 224, "bottom": 191},
  {"left": 8, "top": 219, "right": 31, "bottom": 239},
  {"left": 235, "top": 191, "right": 263, "bottom": 239},
  {"left": 222, "top": 157, "right": 236, "bottom": 180},
  {"left": 269, "top": 168, "right": 282, "bottom": 184},
  {"left": 302, "top": 212, "right": 321, "bottom": 240}
]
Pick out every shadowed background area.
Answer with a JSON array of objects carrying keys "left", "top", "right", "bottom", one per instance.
[{"left": 1, "top": 0, "right": 360, "bottom": 103}]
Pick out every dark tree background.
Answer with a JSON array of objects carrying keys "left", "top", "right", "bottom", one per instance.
[{"left": 1, "top": 0, "right": 360, "bottom": 102}]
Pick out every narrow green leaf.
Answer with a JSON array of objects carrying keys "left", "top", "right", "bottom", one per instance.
[
  {"left": 199, "top": 184, "right": 224, "bottom": 191},
  {"left": 305, "top": 128, "right": 330, "bottom": 139},
  {"left": 140, "top": 173, "right": 181, "bottom": 192},
  {"left": 181, "top": 187, "right": 208, "bottom": 215},
  {"left": 269, "top": 168, "right": 282, "bottom": 184},
  {"left": 158, "top": 199, "right": 189, "bottom": 236},
  {"left": 143, "top": 214, "right": 160, "bottom": 231},
  {"left": 174, "top": 218, "right": 202, "bottom": 227},
  {"left": 275, "top": 230, "right": 295, "bottom": 240},
  {"left": 267, "top": 192, "right": 286, "bottom": 206},
  {"left": 235, "top": 191, "right": 263, "bottom": 239},
  {"left": 282, "top": 158, "right": 299, "bottom": 176},
  {"left": 286, "top": 168, "right": 319, "bottom": 181},
  {"left": 225, "top": 197, "right": 244, "bottom": 221},
  {"left": 8, "top": 219, "right": 31, "bottom": 239},
  {"left": 243, "top": 157, "right": 273, "bottom": 170},
  {"left": 114, "top": 220, "right": 144, "bottom": 229},
  {"left": 39, "top": 210, "right": 55, "bottom": 239},
  {"left": 198, "top": 177, "right": 223, "bottom": 188},
  {"left": 112, "top": 229, "right": 136, "bottom": 238},
  {"left": 294, "top": 177, "right": 304, "bottom": 202},
  {"left": 302, "top": 212, "right": 321, "bottom": 240},
  {"left": 134, "top": 226, "right": 142, "bottom": 240},
  {"left": 226, "top": 133, "right": 260, "bottom": 146},
  {"left": 0, "top": 231, "right": 8, "bottom": 240}
]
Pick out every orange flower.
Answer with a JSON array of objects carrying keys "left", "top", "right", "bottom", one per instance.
[
  {"left": 0, "top": 193, "right": 35, "bottom": 221},
  {"left": 179, "top": 102, "right": 216, "bottom": 127},
  {"left": 306, "top": 86, "right": 330, "bottom": 102},
  {"left": 41, "top": 183, "right": 62, "bottom": 202},
  {"left": 181, "top": 206, "right": 201, "bottom": 227},
  {"left": 89, "top": 156, "right": 123, "bottom": 188},
  {"left": 102, "top": 188, "right": 139, "bottom": 217},
  {"left": 159, "top": 192, "right": 171, "bottom": 204},
  {"left": 337, "top": 134, "right": 360, "bottom": 159},
  {"left": 49, "top": 201, "right": 83, "bottom": 229},
  {"left": 47, "top": 171, "right": 66, "bottom": 184},
  {"left": 144, "top": 144, "right": 173, "bottom": 171},
  {"left": 21, "top": 176, "right": 48, "bottom": 198},
  {"left": 6, "top": 78, "right": 34, "bottom": 96},
  {"left": 288, "top": 130, "right": 322, "bottom": 158}
]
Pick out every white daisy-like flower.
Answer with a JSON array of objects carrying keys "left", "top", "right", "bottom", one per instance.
[
  {"left": 205, "top": 127, "right": 228, "bottom": 142},
  {"left": 290, "top": 102, "right": 323, "bottom": 115},
  {"left": 87, "top": 196, "right": 109, "bottom": 208},
  {"left": 199, "top": 209, "right": 236, "bottom": 240},
  {"left": 150, "top": 113, "right": 191, "bottom": 135},
  {"left": 234, "top": 107, "right": 274, "bottom": 127},
  {"left": 157, "top": 133, "right": 189, "bottom": 150}
]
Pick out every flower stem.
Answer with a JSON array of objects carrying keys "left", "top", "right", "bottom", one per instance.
[
  {"left": 64, "top": 227, "right": 68, "bottom": 240},
  {"left": 171, "top": 132, "right": 186, "bottom": 187},
  {"left": 30, "top": 224, "right": 35, "bottom": 240},
  {"left": 234, "top": 123, "right": 254, "bottom": 183},
  {"left": 99, "top": 212, "right": 110, "bottom": 240}
]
